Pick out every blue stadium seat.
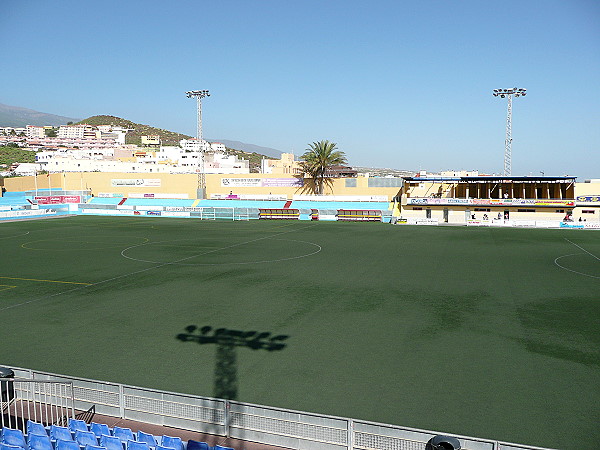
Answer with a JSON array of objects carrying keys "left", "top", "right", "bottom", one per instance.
[
  {"left": 184, "top": 441, "right": 209, "bottom": 450},
  {"left": 0, "top": 428, "right": 27, "bottom": 449},
  {"left": 126, "top": 441, "right": 149, "bottom": 450},
  {"left": 75, "top": 430, "right": 98, "bottom": 447},
  {"left": 27, "top": 420, "right": 48, "bottom": 437},
  {"left": 0, "top": 443, "right": 25, "bottom": 450},
  {"left": 113, "top": 428, "right": 135, "bottom": 443},
  {"left": 159, "top": 436, "right": 182, "bottom": 450},
  {"left": 28, "top": 433, "right": 53, "bottom": 450},
  {"left": 90, "top": 424, "right": 110, "bottom": 439},
  {"left": 155, "top": 446, "right": 174, "bottom": 450},
  {"left": 50, "top": 425, "right": 73, "bottom": 442},
  {"left": 56, "top": 440, "right": 80, "bottom": 450},
  {"left": 135, "top": 432, "right": 156, "bottom": 448},
  {"left": 69, "top": 419, "right": 89, "bottom": 433},
  {"left": 85, "top": 445, "right": 107, "bottom": 450},
  {"left": 100, "top": 435, "right": 124, "bottom": 450}
]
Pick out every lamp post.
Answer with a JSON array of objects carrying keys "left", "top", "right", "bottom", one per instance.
[
  {"left": 186, "top": 90, "right": 210, "bottom": 198},
  {"left": 493, "top": 88, "right": 526, "bottom": 176}
]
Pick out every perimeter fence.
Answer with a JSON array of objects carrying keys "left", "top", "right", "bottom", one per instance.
[
  {"left": 2, "top": 366, "right": 549, "bottom": 450},
  {"left": 1, "top": 377, "right": 75, "bottom": 431}
]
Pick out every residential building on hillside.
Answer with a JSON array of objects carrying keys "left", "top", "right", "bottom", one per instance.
[
  {"left": 58, "top": 124, "right": 99, "bottom": 139},
  {"left": 180, "top": 138, "right": 209, "bottom": 152},
  {"left": 36, "top": 144, "right": 250, "bottom": 174},
  {"left": 0, "top": 127, "right": 27, "bottom": 135},
  {"left": 27, "top": 137, "right": 119, "bottom": 151},
  {"left": 141, "top": 135, "right": 161, "bottom": 147},
  {"left": 97, "top": 125, "right": 129, "bottom": 144},
  {"left": 26, "top": 126, "right": 45, "bottom": 138}
]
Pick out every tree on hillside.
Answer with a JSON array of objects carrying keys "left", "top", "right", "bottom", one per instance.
[{"left": 300, "top": 140, "right": 347, "bottom": 195}]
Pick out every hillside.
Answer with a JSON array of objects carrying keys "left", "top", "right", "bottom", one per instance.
[
  {"left": 77, "top": 115, "right": 190, "bottom": 146},
  {"left": 0, "top": 145, "right": 37, "bottom": 166},
  {"left": 77, "top": 115, "right": 275, "bottom": 172},
  {"left": 0, "top": 103, "right": 79, "bottom": 127}
]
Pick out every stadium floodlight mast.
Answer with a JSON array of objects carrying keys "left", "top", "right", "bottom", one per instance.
[
  {"left": 493, "top": 87, "right": 526, "bottom": 176},
  {"left": 186, "top": 90, "right": 210, "bottom": 198}
]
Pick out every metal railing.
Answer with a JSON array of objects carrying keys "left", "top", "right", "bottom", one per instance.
[
  {"left": 1, "top": 378, "right": 75, "bottom": 432},
  {"left": 3, "top": 366, "right": 549, "bottom": 450}
]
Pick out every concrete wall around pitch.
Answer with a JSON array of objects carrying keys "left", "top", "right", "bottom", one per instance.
[{"left": 4, "top": 173, "right": 402, "bottom": 201}]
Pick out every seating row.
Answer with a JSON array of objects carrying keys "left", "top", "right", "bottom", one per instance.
[{"left": 1, "top": 423, "right": 232, "bottom": 450}]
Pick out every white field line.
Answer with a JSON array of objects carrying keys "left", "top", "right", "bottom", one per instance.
[
  {"left": 0, "top": 231, "right": 30, "bottom": 240},
  {"left": 120, "top": 237, "right": 322, "bottom": 266},
  {"left": 0, "top": 224, "right": 317, "bottom": 312},
  {"left": 554, "top": 254, "right": 600, "bottom": 280},
  {"left": 553, "top": 238, "right": 600, "bottom": 280},
  {"left": 564, "top": 238, "right": 600, "bottom": 261}
]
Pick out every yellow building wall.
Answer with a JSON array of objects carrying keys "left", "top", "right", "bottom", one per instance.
[
  {"left": 2, "top": 173, "right": 64, "bottom": 192},
  {"left": 575, "top": 180, "right": 600, "bottom": 196},
  {"left": 205, "top": 174, "right": 401, "bottom": 200},
  {"left": 3, "top": 173, "right": 402, "bottom": 200}
]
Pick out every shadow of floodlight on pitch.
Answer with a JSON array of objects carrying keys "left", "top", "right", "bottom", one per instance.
[{"left": 176, "top": 325, "right": 289, "bottom": 400}]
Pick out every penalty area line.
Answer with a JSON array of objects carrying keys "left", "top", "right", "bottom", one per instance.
[{"left": 564, "top": 238, "right": 600, "bottom": 261}]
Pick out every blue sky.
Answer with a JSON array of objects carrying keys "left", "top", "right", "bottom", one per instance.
[{"left": 2, "top": 0, "right": 599, "bottom": 178}]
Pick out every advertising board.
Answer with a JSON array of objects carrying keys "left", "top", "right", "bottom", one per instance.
[
  {"left": 222, "top": 178, "right": 303, "bottom": 188},
  {"left": 111, "top": 179, "right": 161, "bottom": 187},
  {"left": 35, "top": 196, "right": 81, "bottom": 204}
]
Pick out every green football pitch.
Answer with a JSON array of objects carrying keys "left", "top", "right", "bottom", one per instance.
[{"left": 0, "top": 216, "right": 598, "bottom": 449}]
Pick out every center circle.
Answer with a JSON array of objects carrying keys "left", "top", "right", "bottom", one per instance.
[{"left": 121, "top": 237, "right": 321, "bottom": 266}]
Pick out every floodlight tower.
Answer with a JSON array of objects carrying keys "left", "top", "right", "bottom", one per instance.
[
  {"left": 186, "top": 90, "right": 210, "bottom": 198},
  {"left": 493, "top": 88, "right": 526, "bottom": 176}
]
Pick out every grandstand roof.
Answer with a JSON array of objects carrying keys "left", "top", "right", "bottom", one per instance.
[{"left": 403, "top": 175, "right": 577, "bottom": 183}]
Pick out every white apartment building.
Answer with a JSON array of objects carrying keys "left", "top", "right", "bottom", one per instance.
[
  {"left": 179, "top": 139, "right": 226, "bottom": 153},
  {"left": 179, "top": 138, "right": 211, "bottom": 152},
  {"left": 58, "top": 124, "right": 99, "bottom": 139},
  {"left": 37, "top": 145, "right": 250, "bottom": 174},
  {"left": 97, "top": 125, "right": 129, "bottom": 145},
  {"left": 210, "top": 142, "right": 227, "bottom": 152},
  {"left": 0, "top": 127, "right": 27, "bottom": 135},
  {"left": 26, "top": 126, "right": 45, "bottom": 138},
  {"left": 27, "top": 137, "right": 119, "bottom": 151}
]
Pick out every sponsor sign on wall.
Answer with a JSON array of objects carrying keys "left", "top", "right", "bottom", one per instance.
[
  {"left": 221, "top": 178, "right": 303, "bottom": 188},
  {"left": 128, "top": 193, "right": 189, "bottom": 199},
  {"left": 221, "top": 178, "right": 261, "bottom": 188},
  {"left": 98, "top": 193, "right": 124, "bottom": 198},
  {"left": 111, "top": 179, "right": 161, "bottom": 187},
  {"left": 577, "top": 195, "right": 600, "bottom": 205},
  {"left": 0, "top": 209, "right": 56, "bottom": 219},
  {"left": 35, "top": 195, "right": 81, "bottom": 204},
  {"left": 261, "top": 178, "right": 304, "bottom": 187}
]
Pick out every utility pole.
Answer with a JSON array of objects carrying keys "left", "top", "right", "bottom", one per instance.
[
  {"left": 493, "top": 88, "right": 526, "bottom": 176},
  {"left": 186, "top": 90, "right": 210, "bottom": 198}
]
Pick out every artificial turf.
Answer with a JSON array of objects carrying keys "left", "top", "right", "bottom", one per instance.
[{"left": 0, "top": 216, "right": 598, "bottom": 449}]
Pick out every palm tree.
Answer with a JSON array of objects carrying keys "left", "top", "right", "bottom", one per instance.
[{"left": 300, "top": 140, "right": 347, "bottom": 195}]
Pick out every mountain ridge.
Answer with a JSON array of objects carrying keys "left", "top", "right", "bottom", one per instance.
[{"left": 0, "top": 102, "right": 80, "bottom": 127}]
